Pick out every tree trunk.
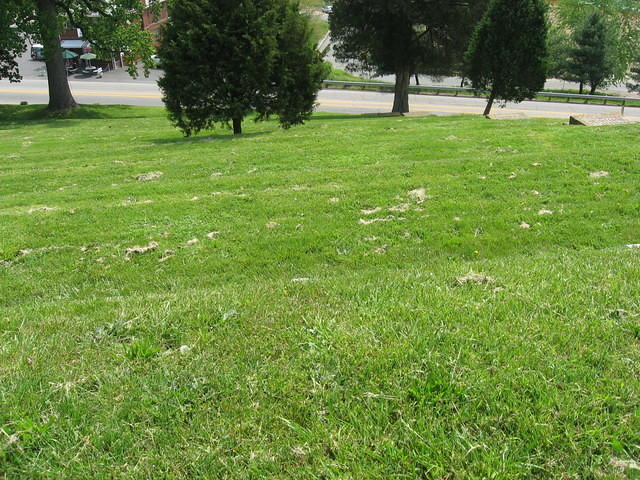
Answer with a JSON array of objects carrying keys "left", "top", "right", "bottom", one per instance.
[
  {"left": 414, "top": 73, "right": 420, "bottom": 86},
  {"left": 589, "top": 83, "right": 597, "bottom": 95},
  {"left": 36, "top": 0, "right": 78, "bottom": 112},
  {"left": 578, "top": 81, "right": 583, "bottom": 95},
  {"left": 232, "top": 117, "right": 242, "bottom": 135},
  {"left": 392, "top": 70, "right": 410, "bottom": 114},
  {"left": 483, "top": 90, "right": 496, "bottom": 116}
]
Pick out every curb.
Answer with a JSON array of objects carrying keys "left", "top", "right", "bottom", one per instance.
[{"left": 317, "top": 32, "right": 331, "bottom": 52}]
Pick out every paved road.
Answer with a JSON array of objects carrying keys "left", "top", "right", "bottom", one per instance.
[
  {"left": 16, "top": 45, "right": 637, "bottom": 96},
  {"left": 5, "top": 45, "right": 639, "bottom": 119},
  {"left": 2, "top": 77, "right": 639, "bottom": 120}
]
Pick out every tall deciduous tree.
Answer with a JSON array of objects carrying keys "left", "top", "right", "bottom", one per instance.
[
  {"left": 158, "top": 0, "right": 328, "bottom": 136},
  {"left": 0, "top": 0, "right": 159, "bottom": 112},
  {"left": 465, "top": 0, "right": 547, "bottom": 116},
  {"left": 566, "top": 12, "right": 614, "bottom": 94},
  {"left": 329, "top": 0, "right": 488, "bottom": 114}
]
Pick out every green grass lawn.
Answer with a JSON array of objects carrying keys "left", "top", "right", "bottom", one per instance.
[
  {"left": 326, "top": 67, "right": 367, "bottom": 81},
  {"left": 308, "top": 16, "right": 329, "bottom": 46},
  {"left": 297, "top": 0, "right": 330, "bottom": 45},
  {"left": 299, "top": 0, "right": 327, "bottom": 8},
  {"left": 1, "top": 105, "right": 639, "bottom": 479}
]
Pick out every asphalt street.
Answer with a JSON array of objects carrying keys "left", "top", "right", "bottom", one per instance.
[
  {"left": 3, "top": 50, "right": 640, "bottom": 119},
  {"left": 2, "top": 76, "right": 639, "bottom": 120},
  {"left": 7, "top": 30, "right": 640, "bottom": 120}
]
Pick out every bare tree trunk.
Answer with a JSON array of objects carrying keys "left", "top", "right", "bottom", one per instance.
[
  {"left": 590, "top": 83, "right": 597, "bottom": 95},
  {"left": 392, "top": 70, "right": 410, "bottom": 114},
  {"left": 483, "top": 90, "right": 496, "bottom": 116},
  {"left": 232, "top": 117, "right": 242, "bottom": 135},
  {"left": 578, "top": 81, "right": 583, "bottom": 95},
  {"left": 414, "top": 73, "right": 420, "bottom": 85},
  {"left": 36, "top": 0, "right": 77, "bottom": 112}
]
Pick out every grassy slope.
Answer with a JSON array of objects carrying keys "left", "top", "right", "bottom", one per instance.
[
  {"left": 298, "top": 0, "right": 329, "bottom": 45},
  {"left": 1, "top": 105, "right": 639, "bottom": 479},
  {"left": 326, "top": 67, "right": 367, "bottom": 81},
  {"left": 299, "top": 0, "right": 326, "bottom": 8},
  {"left": 309, "top": 17, "right": 329, "bottom": 46}
]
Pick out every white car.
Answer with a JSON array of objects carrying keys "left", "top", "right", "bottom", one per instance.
[
  {"left": 321, "top": 5, "right": 332, "bottom": 14},
  {"left": 150, "top": 54, "right": 162, "bottom": 68}
]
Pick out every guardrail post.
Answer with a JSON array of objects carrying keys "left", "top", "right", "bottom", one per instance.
[{"left": 621, "top": 100, "right": 625, "bottom": 116}]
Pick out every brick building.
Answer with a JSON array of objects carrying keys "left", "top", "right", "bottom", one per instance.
[
  {"left": 58, "top": 0, "right": 169, "bottom": 55},
  {"left": 142, "top": 1, "right": 170, "bottom": 46}
]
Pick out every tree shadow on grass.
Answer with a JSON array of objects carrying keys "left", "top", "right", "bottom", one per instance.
[
  {"left": 309, "top": 112, "right": 403, "bottom": 122},
  {"left": 149, "top": 130, "right": 271, "bottom": 145},
  {"left": 0, "top": 104, "right": 163, "bottom": 130},
  {"left": 151, "top": 115, "right": 402, "bottom": 143}
]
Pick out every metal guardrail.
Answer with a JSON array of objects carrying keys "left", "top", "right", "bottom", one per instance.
[{"left": 322, "top": 80, "right": 640, "bottom": 114}]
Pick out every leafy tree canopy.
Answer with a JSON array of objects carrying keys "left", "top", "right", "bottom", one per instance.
[
  {"left": 546, "top": 21, "right": 573, "bottom": 81},
  {"left": 552, "top": 0, "right": 639, "bottom": 83},
  {"left": 0, "top": 2, "right": 32, "bottom": 82},
  {"left": 0, "top": 0, "right": 161, "bottom": 110},
  {"left": 329, "top": 0, "right": 488, "bottom": 113}
]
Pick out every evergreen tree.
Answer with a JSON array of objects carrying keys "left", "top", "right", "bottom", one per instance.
[
  {"left": 566, "top": 12, "right": 614, "bottom": 94},
  {"left": 158, "top": 0, "right": 328, "bottom": 136},
  {"left": 465, "top": 0, "right": 548, "bottom": 116},
  {"left": 257, "top": 0, "right": 330, "bottom": 129},
  {"left": 329, "top": 0, "right": 488, "bottom": 114}
]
